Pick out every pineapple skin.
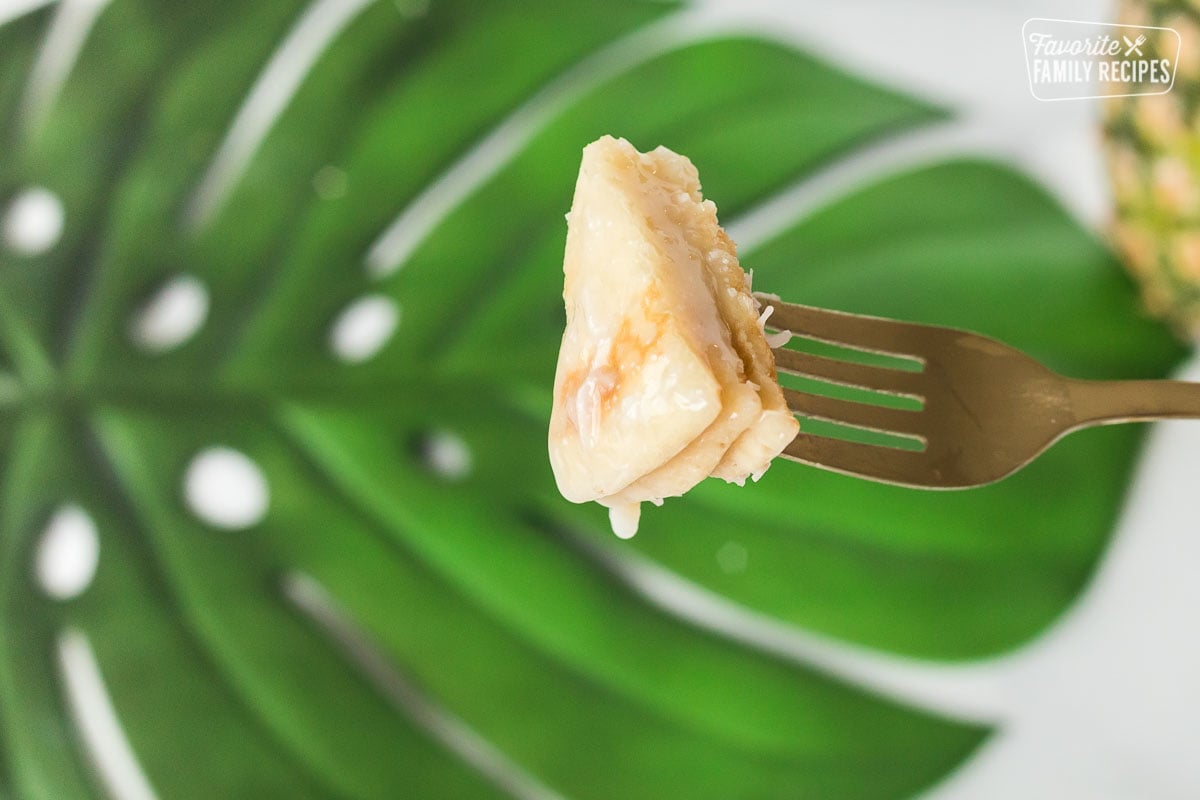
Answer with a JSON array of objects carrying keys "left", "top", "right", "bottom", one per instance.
[{"left": 1104, "top": 0, "right": 1200, "bottom": 339}]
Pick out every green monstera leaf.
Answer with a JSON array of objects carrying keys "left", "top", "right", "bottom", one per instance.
[{"left": 0, "top": 1, "right": 1185, "bottom": 798}]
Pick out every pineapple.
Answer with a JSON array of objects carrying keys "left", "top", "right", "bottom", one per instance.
[{"left": 1104, "top": 0, "right": 1200, "bottom": 339}]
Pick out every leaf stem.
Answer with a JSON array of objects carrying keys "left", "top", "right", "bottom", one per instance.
[
  {"left": 0, "top": 290, "right": 54, "bottom": 392},
  {"left": 0, "top": 413, "right": 55, "bottom": 577}
]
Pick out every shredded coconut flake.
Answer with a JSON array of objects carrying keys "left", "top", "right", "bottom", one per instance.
[
  {"left": 764, "top": 329, "right": 794, "bottom": 348},
  {"left": 757, "top": 304, "right": 774, "bottom": 329}
]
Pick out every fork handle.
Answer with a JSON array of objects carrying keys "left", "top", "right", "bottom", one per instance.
[{"left": 1067, "top": 379, "right": 1200, "bottom": 427}]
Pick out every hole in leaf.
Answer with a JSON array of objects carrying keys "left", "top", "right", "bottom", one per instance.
[
  {"left": 184, "top": 447, "right": 269, "bottom": 530},
  {"left": 36, "top": 504, "right": 100, "bottom": 600},
  {"left": 282, "top": 571, "right": 556, "bottom": 799},
  {"left": 3, "top": 186, "right": 64, "bottom": 255},
  {"left": 330, "top": 294, "right": 399, "bottom": 363},
  {"left": 130, "top": 274, "right": 209, "bottom": 353},
  {"left": 58, "top": 629, "right": 159, "bottom": 800},
  {"left": 411, "top": 429, "right": 472, "bottom": 481}
]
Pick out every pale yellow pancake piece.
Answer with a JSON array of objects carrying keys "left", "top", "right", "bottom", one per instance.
[{"left": 548, "top": 136, "right": 798, "bottom": 537}]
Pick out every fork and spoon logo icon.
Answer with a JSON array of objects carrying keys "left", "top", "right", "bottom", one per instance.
[{"left": 1123, "top": 33, "right": 1146, "bottom": 56}]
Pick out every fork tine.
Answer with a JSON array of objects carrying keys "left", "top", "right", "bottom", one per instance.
[
  {"left": 758, "top": 296, "right": 930, "bottom": 359},
  {"left": 782, "top": 434, "right": 943, "bottom": 488},
  {"left": 782, "top": 388, "right": 927, "bottom": 439},
  {"left": 772, "top": 348, "right": 925, "bottom": 399}
]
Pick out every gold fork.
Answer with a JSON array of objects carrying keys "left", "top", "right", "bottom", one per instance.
[{"left": 757, "top": 295, "right": 1200, "bottom": 489}]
